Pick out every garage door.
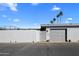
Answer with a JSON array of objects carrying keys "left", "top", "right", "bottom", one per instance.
[
  {"left": 50, "top": 29, "right": 65, "bottom": 42},
  {"left": 67, "top": 28, "right": 79, "bottom": 42}
]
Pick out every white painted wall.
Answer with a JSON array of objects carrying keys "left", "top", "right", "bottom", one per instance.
[
  {"left": 46, "top": 28, "right": 50, "bottom": 40},
  {"left": 67, "top": 28, "right": 79, "bottom": 42},
  {"left": 35, "top": 30, "right": 40, "bottom": 42},
  {"left": 40, "top": 31, "right": 46, "bottom": 42},
  {"left": 0, "top": 30, "right": 40, "bottom": 43}
]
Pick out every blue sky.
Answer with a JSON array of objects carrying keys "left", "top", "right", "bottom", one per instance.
[{"left": 0, "top": 3, "right": 79, "bottom": 28}]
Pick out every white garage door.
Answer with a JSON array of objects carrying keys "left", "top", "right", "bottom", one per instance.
[
  {"left": 67, "top": 28, "right": 79, "bottom": 42},
  {"left": 50, "top": 30, "right": 65, "bottom": 42}
]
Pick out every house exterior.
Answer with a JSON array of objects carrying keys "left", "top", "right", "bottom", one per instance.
[
  {"left": 0, "top": 24, "right": 79, "bottom": 43},
  {"left": 40, "top": 24, "right": 79, "bottom": 42}
]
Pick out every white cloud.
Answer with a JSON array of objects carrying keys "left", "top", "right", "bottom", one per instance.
[
  {"left": 33, "top": 23, "right": 40, "bottom": 28},
  {"left": 7, "top": 3, "right": 17, "bottom": 12},
  {"left": 26, "top": 23, "right": 40, "bottom": 28},
  {"left": 31, "top": 3, "right": 39, "bottom": 6},
  {"left": 52, "top": 5, "right": 61, "bottom": 11},
  {"left": 2, "top": 15, "right": 7, "bottom": 18},
  {"left": 13, "top": 19, "right": 20, "bottom": 22},
  {"left": 67, "top": 18, "right": 73, "bottom": 20},
  {"left": 65, "top": 18, "right": 73, "bottom": 23},
  {"left": 0, "top": 3, "right": 18, "bottom": 12},
  {"left": 33, "top": 23, "right": 38, "bottom": 26},
  {"left": 65, "top": 21, "right": 69, "bottom": 23}
]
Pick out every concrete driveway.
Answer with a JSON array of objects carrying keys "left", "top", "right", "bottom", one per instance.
[{"left": 0, "top": 43, "right": 79, "bottom": 56}]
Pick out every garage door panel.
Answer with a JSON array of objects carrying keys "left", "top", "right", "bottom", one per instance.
[
  {"left": 50, "top": 30, "right": 65, "bottom": 42},
  {"left": 67, "top": 28, "right": 79, "bottom": 42}
]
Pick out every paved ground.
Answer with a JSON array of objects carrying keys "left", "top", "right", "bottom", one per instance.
[{"left": 0, "top": 42, "right": 79, "bottom": 56}]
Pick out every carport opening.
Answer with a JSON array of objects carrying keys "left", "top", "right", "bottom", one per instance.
[
  {"left": 40, "top": 27, "right": 46, "bottom": 31},
  {"left": 65, "top": 29, "right": 67, "bottom": 42}
]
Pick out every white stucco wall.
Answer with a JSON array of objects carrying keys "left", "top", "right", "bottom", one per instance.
[
  {"left": 0, "top": 30, "right": 40, "bottom": 43},
  {"left": 67, "top": 28, "right": 79, "bottom": 42}
]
